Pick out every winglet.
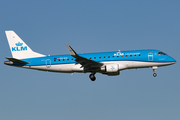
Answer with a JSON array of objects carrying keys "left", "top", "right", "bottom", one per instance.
[
  {"left": 66, "top": 44, "right": 103, "bottom": 69},
  {"left": 66, "top": 44, "right": 77, "bottom": 57}
]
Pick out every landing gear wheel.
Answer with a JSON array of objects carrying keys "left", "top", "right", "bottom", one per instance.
[
  {"left": 89, "top": 74, "right": 96, "bottom": 81},
  {"left": 153, "top": 73, "right": 157, "bottom": 77}
]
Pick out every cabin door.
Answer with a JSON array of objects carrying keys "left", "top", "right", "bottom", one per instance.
[
  {"left": 148, "top": 52, "right": 153, "bottom": 61},
  {"left": 45, "top": 59, "right": 51, "bottom": 68}
]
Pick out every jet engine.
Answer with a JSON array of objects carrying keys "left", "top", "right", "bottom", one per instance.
[
  {"left": 100, "top": 64, "right": 127, "bottom": 76},
  {"left": 100, "top": 64, "right": 119, "bottom": 76}
]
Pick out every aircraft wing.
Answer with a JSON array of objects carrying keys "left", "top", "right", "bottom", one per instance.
[{"left": 66, "top": 44, "right": 103, "bottom": 71}]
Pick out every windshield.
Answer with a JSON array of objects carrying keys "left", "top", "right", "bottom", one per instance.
[{"left": 158, "top": 52, "right": 166, "bottom": 55}]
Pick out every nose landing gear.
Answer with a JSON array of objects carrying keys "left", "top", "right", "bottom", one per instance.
[
  {"left": 152, "top": 66, "right": 158, "bottom": 77},
  {"left": 153, "top": 73, "right": 157, "bottom": 77}
]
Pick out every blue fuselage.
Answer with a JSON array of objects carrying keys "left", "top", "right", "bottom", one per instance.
[{"left": 19, "top": 49, "right": 176, "bottom": 67}]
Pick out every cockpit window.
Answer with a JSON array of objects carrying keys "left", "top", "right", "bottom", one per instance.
[{"left": 158, "top": 52, "right": 166, "bottom": 55}]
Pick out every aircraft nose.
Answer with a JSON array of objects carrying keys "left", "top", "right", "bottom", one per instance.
[{"left": 169, "top": 57, "right": 176, "bottom": 64}]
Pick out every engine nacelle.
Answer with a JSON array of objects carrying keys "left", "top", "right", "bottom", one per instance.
[
  {"left": 100, "top": 64, "right": 127, "bottom": 76},
  {"left": 106, "top": 64, "right": 119, "bottom": 73},
  {"left": 100, "top": 64, "right": 119, "bottom": 76}
]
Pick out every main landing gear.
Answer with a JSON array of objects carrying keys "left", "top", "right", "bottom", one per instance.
[
  {"left": 152, "top": 66, "right": 158, "bottom": 77},
  {"left": 89, "top": 72, "right": 96, "bottom": 81}
]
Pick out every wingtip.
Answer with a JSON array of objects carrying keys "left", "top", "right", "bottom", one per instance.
[{"left": 66, "top": 44, "right": 70, "bottom": 47}]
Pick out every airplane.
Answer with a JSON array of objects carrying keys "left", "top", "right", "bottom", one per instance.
[{"left": 4, "top": 31, "right": 176, "bottom": 81}]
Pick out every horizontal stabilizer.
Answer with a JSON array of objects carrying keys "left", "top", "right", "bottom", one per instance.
[{"left": 5, "top": 57, "right": 28, "bottom": 64}]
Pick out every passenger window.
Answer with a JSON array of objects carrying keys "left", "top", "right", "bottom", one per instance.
[
  {"left": 104, "top": 56, "right": 106, "bottom": 58},
  {"left": 90, "top": 57, "right": 91, "bottom": 60},
  {"left": 94, "top": 57, "right": 96, "bottom": 59},
  {"left": 134, "top": 55, "right": 136, "bottom": 57},
  {"left": 139, "top": 54, "right": 141, "bottom": 56},
  {"left": 126, "top": 55, "right": 128, "bottom": 57},
  {"left": 112, "top": 56, "right": 114, "bottom": 58},
  {"left": 67, "top": 59, "right": 69, "bottom": 61},
  {"left": 72, "top": 58, "right": 73, "bottom": 61},
  {"left": 99, "top": 57, "right": 101, "bottom": 59},
  {"left": 54, "top": 58, "right": 56, "bottom": 62},
  {"left": 130, "top": 55, "right": 132, "bottom": 57},
  {"left": 63, "top": 59, "right": 65, "bottom": 61},
  {"left": 117, "top": 56, "right": 119, "bottom": 58},
  {"left": 108, "top": 56, "right": 110, "bottom": 58},
  {"left": 121, "top": 55, "right": 123, "bottom": 57}
]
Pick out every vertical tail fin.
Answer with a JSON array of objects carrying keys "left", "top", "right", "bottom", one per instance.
[{"left": 5, "top": 31, "right": 45, "bottom": 59}]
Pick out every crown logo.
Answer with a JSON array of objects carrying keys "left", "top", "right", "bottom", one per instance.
[
  {"left": 111, "top": 67, "right": 115, "bottom": 70},
  {"left": 15, "top": 42, "right": 23, "bottom": 46}
]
